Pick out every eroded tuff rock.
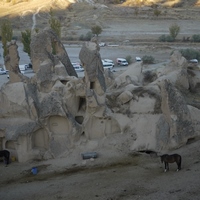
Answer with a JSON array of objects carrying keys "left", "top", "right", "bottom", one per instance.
[
  {"left": 5, "top": 40, "right": 28, "bottom": 83},
  {"left": 0, "top": 34, "right": 200, "bottom": 162}
]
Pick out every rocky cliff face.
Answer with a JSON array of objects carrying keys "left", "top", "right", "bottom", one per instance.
[{"left": 0, "top": 29, "right": 200, "bottom": 162}]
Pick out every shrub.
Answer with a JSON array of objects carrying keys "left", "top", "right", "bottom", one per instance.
[
  {"left": 165, "top": 35, "right": 174, "bottom": 42},
  {"left": 91, "top": 25, "right": 102, "bottom": 37},
  {"left": 159, "top": 34, "right": 166, "bottom": 42},
  {"left": 142, "top": 55, "right": 155, "bottom": 64},
  {"left": 79, "top": 34, "right": 85, "bottom": 41},
  {"left": 169, "top": 23, "right": 180, "bottom": 40},
  {"left": 79, "top": 31, "right": 93, "bottom": 41},
  {"left": 126, "top": 55, "right": 132, "bottom": 64},
  {"left": 154, "top": 9, "right": 161, "bottom": 17},
  {"left": 158, "top": 34, "right": 174, "bottom": 42},
  {"left": 179, "top": 49, "right": 200, "bottom": 61},
  {"left": 191, "top": 34, "right": 200, "bottom": 42}
]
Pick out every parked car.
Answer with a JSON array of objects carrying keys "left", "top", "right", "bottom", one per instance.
[
  {"left": 135, "top": 57, "right": 142, "bottom": 62},
  {"left": 0, "top": 68, "right": 6, "bottom": 75},
  {"left": 102, "top": 59, "right": 115, "bottom": 67},
  {"left": 102, "top": 60, "right": 113, "bottom": 70},
  {"left": 19, "top": 64, "right": 28, "bottom": 71},
  {"left": 189, "top": 59, "right": 198, "bottom": 63},
  {"left": 99, "top": 42, "right": 106, "bottom": 47},
  {"left": 116, "top": 58, "right": 128, "bottom": 66},
  {"left": 72, "top": 62, "right": 84, "bottom": 72}
]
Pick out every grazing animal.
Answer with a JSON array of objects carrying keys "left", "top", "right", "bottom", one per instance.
[
  {"left": 0, "top": 150, "right": 10, "bottom": 166},
  {"left": 160, "top": 154, "right": 181, "bottom": 172}
]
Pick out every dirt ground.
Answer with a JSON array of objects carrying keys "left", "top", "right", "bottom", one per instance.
[
  {"left": 0, "top": 139, "right": 200, "bottom": 200},
  {"left": 1, "top": 2, "right": 200, "bottom": 200}
]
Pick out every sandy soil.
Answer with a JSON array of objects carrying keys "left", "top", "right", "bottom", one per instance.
[{"left": 0, "top": 139, "right": 200, "bottom": 200}]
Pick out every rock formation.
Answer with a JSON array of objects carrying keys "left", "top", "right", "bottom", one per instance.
[
  {"left": 4, "top": 40, "right": 27, "bottom": 83},
  {"left": 0, "top": 30, "right": 200, "bottom": 162}
]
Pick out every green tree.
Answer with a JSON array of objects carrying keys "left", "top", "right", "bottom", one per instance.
[
  {"left": 49, "top": 9, "right": 61, "bottom": 38},
  {"left": 0, "top": 19, "right": 13, "bottom": 58},
  {"left": 91, "top": 25, "right": 102, "bottom": 37},
  {"left": 169, "top": 24, "right": 180, "bottom": 40},
  {"left": 21, "top": 29, "right": 31, "bottom": 57},
  {"left": 48, "top": 9, "right": 61, "bottom": 55}
]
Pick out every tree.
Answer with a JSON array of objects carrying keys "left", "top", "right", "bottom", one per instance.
[
  {"left": 48, "top": 9, "right": 61, "bottom": 55},
  {"left": 169, "top": 24, "right": 180, "bottom": 40},
  {"left": 21, "top": 29, "right": 31, "bottom": 57},
  {"left": 0, "top": 19, "right": 13, "bottom": 58},
  {"left": 91, "top": 25, "right": 102, "bottom": 37},
  {"left": 49, "top": 9, "right": 61, "bottom": 38}
]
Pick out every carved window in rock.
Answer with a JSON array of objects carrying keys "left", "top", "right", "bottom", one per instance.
[
  {"left": 90, "top": 82, "right": 95, "bottom": 89},
  {"left": 78, "top": 97, "right": 86, "bottom": 111}
]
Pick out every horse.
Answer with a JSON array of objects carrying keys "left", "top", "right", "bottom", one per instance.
[
  {"left": 160, "top": 154, "right": 181, "bottom": 172},
  {"left": 0, "top": 150, "right": 10, "bottom": 166}
]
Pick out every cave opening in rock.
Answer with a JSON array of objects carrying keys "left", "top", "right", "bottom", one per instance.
[
  {"left": 78, "top": 97, "right": 86, "bottom": 111},
  {"left": 75, "top": 116, "right": 84, "bottom": 124}
]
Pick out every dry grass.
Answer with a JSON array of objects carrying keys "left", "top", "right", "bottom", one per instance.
[{"left": 0, "top": 0, "right": 70, "bottom": 17}]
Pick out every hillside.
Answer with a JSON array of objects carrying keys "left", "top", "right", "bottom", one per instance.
[{"left": 1, "top": 0, "right": 200, "bottom": 42}]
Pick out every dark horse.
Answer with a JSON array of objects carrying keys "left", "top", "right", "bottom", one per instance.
[
  {"left": 0, "top": 150, "right": 10, "bottom": 166},
  {"left": 160, "top": 154, "right": 181, "bottom": 172}
]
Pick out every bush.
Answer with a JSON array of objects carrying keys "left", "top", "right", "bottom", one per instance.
[
  {"left": 179, "top": 49, "right": 200, "bottom": 61},
  {"left": 79, "top": 31, "right": 93, "bottom": 41},
  {"left": 169, "top": 23, "right": 180, "bottom": 40},
  {"left": 159, "top": 34, "right": 166, "bottom": 42},
  {"left": 191, "top": 34, "right": 200, "bottom": 42},
  {"left": 91, "top": 25, "right": 102, "bottom": 37},
  {"left": 126, "top": 55, "right": 132, "bottom": 64},
  {"left": 165, "top": 35, "right": 174, "bottom": 42},
  {"left": 154, "top": 9, "right": 161, "bottom": 17},
  {"left": 158, "top": 34, "right": 174, "bottom": 42},
  {"left": 142, "top": 55, "right": 155, "bottom": 64}
]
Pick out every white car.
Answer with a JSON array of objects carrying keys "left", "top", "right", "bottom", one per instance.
[
  {"left": 99, "top": 42, "right": 106, "bottom": 47},
  {"left": 102, "top": 59, "right": 115, "bottom": 67},
  {"left": 189, "top": 59, "right": 198, "bottom": 63},
  {"left": 135, "top": 57, "right": 142, "bottom": 62},
  {"left": 102, "top": 61, "right": 113, "bottom": 70},
  {"left": 72, "top": 62, "right": 84, "bottom": 72},
  {"left": 116, "top": 58, "right": 128, "bottom": 66},
  {"left": 0, "top": 68, "right": 6, "bottom": 75},
  {"left": 19, "top": 64, "right": 28, "bottom": 71}
]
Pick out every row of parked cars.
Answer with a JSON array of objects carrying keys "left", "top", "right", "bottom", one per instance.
[
  {"left": 0, "top": 58, "right": 133, "bottom": 76},
  {"left": 71, "top": 58, "right": 131, "bottom": 72}
]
